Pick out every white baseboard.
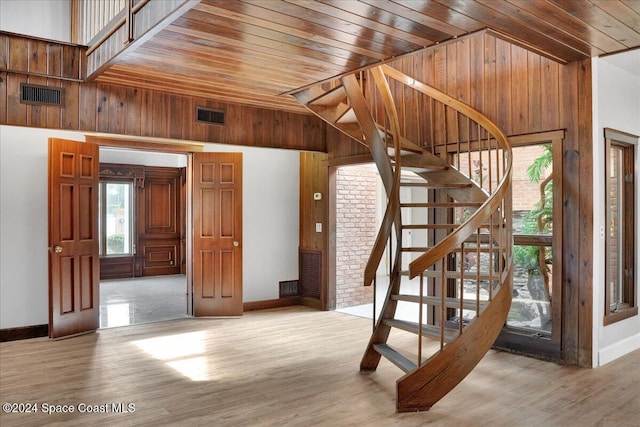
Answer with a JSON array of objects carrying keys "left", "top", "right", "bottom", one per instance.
[{"left": 598, "top": 333, "right": 640, "bottom": 366}]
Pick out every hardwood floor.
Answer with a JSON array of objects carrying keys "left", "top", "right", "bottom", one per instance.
[{"left": 1, "top": 307, "right": 638, "bottom": 426}]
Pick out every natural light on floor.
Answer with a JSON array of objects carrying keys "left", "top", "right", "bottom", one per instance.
[
  {"left": 103, "top": 303, "right": 131, "bottom": 328},
  {"left": 132, "top": 331, "right": 210, "bottom": 381}
]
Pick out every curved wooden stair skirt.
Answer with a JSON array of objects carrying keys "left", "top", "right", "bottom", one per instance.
[{"left": 294, "top": 64, "right": 513, "bottom": 413}]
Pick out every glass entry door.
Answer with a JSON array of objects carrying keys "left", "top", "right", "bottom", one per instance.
[{"left": 495, "top": 133, "right": 563, "bottom": 360}]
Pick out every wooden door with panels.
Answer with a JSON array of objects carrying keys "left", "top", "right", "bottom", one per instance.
[
  {"left": 192, "top": 152, "right": 243, "bottom": 316},
  {"left": 48, "top": 138, "right": 100, "bottom": 338}
]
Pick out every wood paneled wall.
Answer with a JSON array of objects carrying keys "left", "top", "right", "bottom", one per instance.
[
  {"left": 139, "top": 166, "right": 183, "bottom": 277},
  {"left": 361, "top": 33, "right": 565, "bottom": 142},
  {"left": 299, "top": 151, "right": 329, "bottom": 308},
  {"left": 0, "top": 33, "right": 325, "bottom": 152}
]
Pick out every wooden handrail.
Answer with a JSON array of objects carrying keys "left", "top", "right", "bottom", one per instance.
[{"left": 378, "top": 64, "right": 512, "bottom": 279}]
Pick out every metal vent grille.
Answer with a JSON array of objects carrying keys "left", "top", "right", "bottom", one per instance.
[
  {"left": 20, "top": 83, "right": 63, "bottom": 106},
  {"left": 279, "top": 280, "right": 299, "bottom": 298},
  {"left": 196, "top": 107, "right": 225, "bottom": 125},
  {"left": 299, "top": 249, "right": 322, "bottom": 299}
]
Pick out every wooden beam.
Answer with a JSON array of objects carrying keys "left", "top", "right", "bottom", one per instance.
[{"left": 85, "top": 133, "right": 204, "bottom": 153}]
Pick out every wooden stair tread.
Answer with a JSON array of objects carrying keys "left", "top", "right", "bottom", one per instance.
[
  {"left": 382, "top": 318, "right": 459, "bottom": 342},
  {"left": 309, "top": 102, "right": 351, "bottom": 125},
  {"left": 400, "top": 201, "right": 483, "bottom": 208},
  {"left": 308, "top": 85, "right": 346, "bottom": 106},
  {"left": 401, "top": 223, "right": 502, "bottom": 230},
  {"left": 372, "top": 343, "right": 417, "bottom": 373},
  {"left": 336, "top": 107, "right": 357, "bottom": 124},
  {"left": 292, "top": 86, "right": 326, "bottom": 105},
  {"left": 393, "top": 154, "right": 448, "bottom": 172},
  {"left": 398, "top": 269, "right": 501, "bottom": 280},
  {"left": 399, "top": 181, "right": 472, "bottom": 188},
  {"left": 392, "top": 294, "right": 489, "bottom": 310},
  {"left": 396, "top": 244, "right": 500, "bottom": 255}
]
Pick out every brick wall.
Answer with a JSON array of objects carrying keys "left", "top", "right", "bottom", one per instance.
[
  {"left": 512, "top": 145, "right": 551, "bottom": 212},
  {"left": 335, "top": 164, "right": 378, "bottom": 308},
  {"left": 457, "top": 145, "right": 550, "bottom": 213}
]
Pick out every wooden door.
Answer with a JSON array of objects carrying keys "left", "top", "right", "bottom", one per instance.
[
  {"left": 48, "top": 138, "right": 100, "bottom": 338},
  {"left": 192, "top": 153, "right": 243, "bottom": 316}
]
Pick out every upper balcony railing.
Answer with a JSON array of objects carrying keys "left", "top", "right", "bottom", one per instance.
[{"left": 77, "top": 0, "right": 195, "bottom": 78}]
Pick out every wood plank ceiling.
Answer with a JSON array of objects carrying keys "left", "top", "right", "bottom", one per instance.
[{"left": 93, "top": 0, "right": 640, "bottom": 114}]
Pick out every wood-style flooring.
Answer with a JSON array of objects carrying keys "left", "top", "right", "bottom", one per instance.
[{"left": 1, "top": 306, "right": 638, "bottom": 426}]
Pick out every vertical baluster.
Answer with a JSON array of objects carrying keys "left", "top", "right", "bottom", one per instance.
[
  {"left": 418, "top": 272, "right": 424, "bottom": 367},
  {"left": 430, "top": 98, "right": 435, "bottom": 154},
  {"left": 487, "top": 130, "right": 493, "bottom": 194},
  {"left": 476, "top": 228, "right": 481, "bottom": 314},
  {"left": 442, "top": 103, "right": 448, "bottom": 154},
  {"left": 456, "top": 113, "right": 462, "bottom": 170},
  {"left": 459, "top": 243, "right": 465, "bottom": 334},
  {"left": 489, "top": 213, "right": 494, "bottom": 301},
  {"left": 494, "top": 135, "right": 500, "bottom": 189},
  {"left": 372, "top": 275, "right": 377, "bottom": 332},
  {"left": 440, "top": 258, "right": 446, "bottom": 350},
  {"left": 466, "top": 124, "right": 471, "bottom": 180}
]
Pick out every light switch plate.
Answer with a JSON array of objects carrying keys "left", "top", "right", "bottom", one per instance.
[{"left": 315, "top": 223, "right": 322, "bottom": 233}]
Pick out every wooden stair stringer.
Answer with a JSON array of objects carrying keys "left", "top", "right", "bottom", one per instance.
[
  {"left": 360, "top": 270, "right": 403, "bottom": 370},
  {"left": 395, "top": 269, "right": 513, "bottom": 412}
]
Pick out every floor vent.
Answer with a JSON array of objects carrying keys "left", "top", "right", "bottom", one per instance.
[
  {"left": 279, "top": 280, "right": 299, "bottom": 298},
  {"left": 196, "top": 107, "right": 225, "bottom": 125},
  {"left": 20, "top": 83, "right": 63, "bottom": 106},
  {"left": 299, "top": 249, "right": 322, "bottom": 299}
]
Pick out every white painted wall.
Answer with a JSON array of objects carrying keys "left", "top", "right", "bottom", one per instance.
[
  {"left": 0, "top": 125, "right": 300, "bottom": 329},
  {"left": 201, "top": 144, "right": 300, "bottom": 302},
  {"left": 0, "top": 0, "right": 70, "bottom": 42},
  {"left": 0, "top": 126, "right": 84, "bottom": 329},
  {"left": 100, "top": 148, "right": 188, "bottom": 168},
  {"left": 592, "top": 51, "right": 640, "bottom": 366}
]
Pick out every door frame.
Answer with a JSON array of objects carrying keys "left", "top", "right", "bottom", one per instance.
[
  {"left": 493, "top": 130, "right": 565, "bottom": 360},
  {"left": 83, "top": 135, "right": 206, "bottom": 319}
]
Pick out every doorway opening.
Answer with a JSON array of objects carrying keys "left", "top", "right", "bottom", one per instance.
[
  {"left": 98, "top": 147, "right": 188, "bottom": 328},
  {"left": 331, "top": 163, "right": 398, "bottom": 319}
]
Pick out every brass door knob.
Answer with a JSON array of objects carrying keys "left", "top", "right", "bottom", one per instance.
[
  {"left": 50, "top": 245, "right": 63, "bottom": 254},
  {"left": 233, "top": 241, "right": 240, "bottom": 247}
]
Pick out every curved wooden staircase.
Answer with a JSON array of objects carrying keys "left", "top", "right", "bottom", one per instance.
[{"left": 293, "top": 64, "right": 513, "bottom": 412}]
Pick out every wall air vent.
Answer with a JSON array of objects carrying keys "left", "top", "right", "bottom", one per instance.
[
  {"left": 299, "top": 249, "right": 322, "bottom": 299},
  {"left": 196, "top": 107, "right": 225, "bottom": 125},
  {"left": 20, "top": 83, "right": 63, "bottom": 106}
]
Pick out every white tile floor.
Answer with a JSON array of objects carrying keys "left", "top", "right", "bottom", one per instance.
[{"left": 99, "top": 274, "right": 189, "bottom": 328}]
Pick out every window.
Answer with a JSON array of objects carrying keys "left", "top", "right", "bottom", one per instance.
[
  {"left": 604, "top": 128, "right": 637, "bottom": 325},
  {"left": 509, "top": 143, "right": 555, "bottom": 335},
  {"left": 99, "top": 180, "right": 134, "bottom": 256}
]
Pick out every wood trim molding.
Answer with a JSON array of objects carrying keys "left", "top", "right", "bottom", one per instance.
[
  {"left": 243, "top": 297, "right": 301, "bottom": 312},
  {"left": 86, "top": 133, "right": 204, "bottom": 153},
  {"left": 0, "top": 324, "right": 48, "bottom": 342},
  {"left": 328, "top": 153, "right": 374, "bottom": 167},
  {"left": 508, "top": 130, "right": 566, "bottom": 146}
]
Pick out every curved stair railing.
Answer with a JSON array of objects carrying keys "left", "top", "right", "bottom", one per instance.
[{"left": 293, "top": 64, "right": 513, "bottom": 413}]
